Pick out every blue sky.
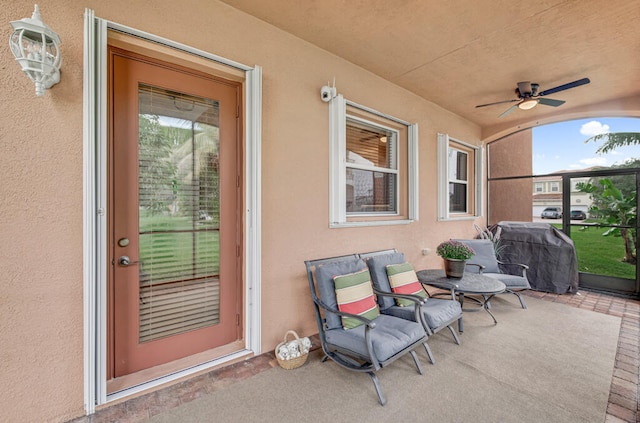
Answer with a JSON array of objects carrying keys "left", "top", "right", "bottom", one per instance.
[{"left": 532, "top": 117, "right": 640, "bottom": 175}]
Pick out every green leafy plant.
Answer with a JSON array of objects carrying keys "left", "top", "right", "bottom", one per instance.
[
  {"left": 436, "top": 240, "right": 475, "bottom": 260},
  {"left": 584, "top": 132, "right": 640, "bottom": 154}
]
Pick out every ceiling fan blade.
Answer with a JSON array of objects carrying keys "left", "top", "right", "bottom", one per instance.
[
  {"left": 498, "top": 104, "right": 519, "bottom": 118},
  {"left": 476, "top": 99, "right": 519, "bottom": 108},
  {"left": 538, "top": 77, "right": 590, "bottom": 96},
  {"left": 538, "top": 98, "right": 565, "bottom": 107}
]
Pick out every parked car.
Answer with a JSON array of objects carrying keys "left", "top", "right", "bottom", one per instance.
[
  {"left": 570, "top": 210, "right": 587, "bottom": 220},
  {"left": 541, "top": 207, "right": 562, "bottom": 219}
]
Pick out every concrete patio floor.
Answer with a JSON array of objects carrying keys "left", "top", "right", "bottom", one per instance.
[{"left": 69, "top": 289, "right": 640, "bottom": 423}]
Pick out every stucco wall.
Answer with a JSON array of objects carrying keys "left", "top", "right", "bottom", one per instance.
[
  {"left": 1, "top": 2, "right": 86, "bottom": 422},
  {"left": 487, "top": 130, "right": 534, "bottom": 224},
  {"left": 0, "top": 1, "right": 484, "bottom": 421}
]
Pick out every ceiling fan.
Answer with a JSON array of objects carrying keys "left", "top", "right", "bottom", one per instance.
[{"left": 476, "top": 77, "right": 590, "bottom": 118}]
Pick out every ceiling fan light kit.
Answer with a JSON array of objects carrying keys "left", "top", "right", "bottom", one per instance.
[
  {"left": 476, "top": 77, "right": 590, "bottom": 117},
  {"left": 518, "top": 99, "right": 538, "bottom": 110}
]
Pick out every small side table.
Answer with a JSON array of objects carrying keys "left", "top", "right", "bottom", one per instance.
[{"left": 416, "top": 269, "right": 506, "bottom": 332}]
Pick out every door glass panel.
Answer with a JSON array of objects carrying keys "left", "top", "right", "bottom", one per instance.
[{"left": 137, "top": 84, "right": 220, "bottom": 343}]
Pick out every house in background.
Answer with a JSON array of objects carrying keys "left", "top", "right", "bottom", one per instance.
[
  {"left": 1, "top": 1, "right": 640, "bottom": 422},
  {"left": 532, "top": 173, "right": 592, "bottom": 217}
]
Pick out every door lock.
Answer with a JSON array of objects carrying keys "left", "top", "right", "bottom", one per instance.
[{"left": 118, "top": 256, "right": 140, "bottom": 266}]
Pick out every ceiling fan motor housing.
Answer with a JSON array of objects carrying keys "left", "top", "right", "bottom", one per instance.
[{"left": 516, "top": 81, "right": 538, "bottom": 98}]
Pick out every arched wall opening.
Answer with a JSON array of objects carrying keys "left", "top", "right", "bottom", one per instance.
[
  {"left": 481, "top": 96, "right": 640, "bottom": 143},
  {"left": 484, "top": 111, "right": 640, "bottom": 297}
]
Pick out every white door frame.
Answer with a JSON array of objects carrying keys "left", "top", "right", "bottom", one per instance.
[{"left": 82, "top": 9, "right": 262, "bottom": 414}]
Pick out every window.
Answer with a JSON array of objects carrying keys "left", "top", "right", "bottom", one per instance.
[
  {"left": 534, "top": 182, "right": 543, "bottom": 193},
  {"left": 345, "top": 117, "right": 398, "bottom": 214},
  {"left": 437, "top": 133, "right": 482, "bottom": 220},
  {"left": 329, "top": 95, "right": 418, "bottom": 227},
  {"left": 550, "top": 181, "right": 560, "bottom": 192},
  {"left": 448, "top": 146, "right": 469, "bottom": 213}
]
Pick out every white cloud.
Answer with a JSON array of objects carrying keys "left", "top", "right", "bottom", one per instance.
[
  {"left": 580, "top": 120, "right": 610, "bottom": 137},
  {"left": 565, "top": 157, "right": 608, "bottom": 170},
  {"left": 579, "top": 157, "right": 608, "bottom": 166}
]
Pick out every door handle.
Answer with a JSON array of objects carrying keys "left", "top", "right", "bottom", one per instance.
[{"left": 118, "top": 256, "right": 140, "bottom": 266}]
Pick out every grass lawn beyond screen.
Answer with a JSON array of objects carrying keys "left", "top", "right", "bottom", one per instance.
[{"left": 560, "top": 224, "right": 636, "bottom": 280}]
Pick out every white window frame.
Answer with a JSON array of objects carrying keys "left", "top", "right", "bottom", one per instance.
[
  {"left": 437, "top": 133, "right": 483, "bottom": 221},
  {"left": 83, "top": 10, "right": 262, "bottom": 413},
  {"left": 550, "top": 181, "right": 560, "bottom": 192},
  {"left": 448, "top": 145, "right": 469, "bottom": 212},
  {"left": 534, "top": 182, "right": 544, "bottom": 193},
  {"left": 329, "top": 95, "right": 418, "bottom": 228}
]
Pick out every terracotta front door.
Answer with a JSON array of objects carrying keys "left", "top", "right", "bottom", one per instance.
[{"left": 109, "top": 48, "right": 241, "bottom": 377}]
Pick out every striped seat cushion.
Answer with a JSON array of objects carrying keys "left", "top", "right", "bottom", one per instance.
[
  {"left": 333, "top": 269, "right": 380, "bottom": 329},
  {"left": 386, "top": 262, "right": 427, "bottom": 307}
]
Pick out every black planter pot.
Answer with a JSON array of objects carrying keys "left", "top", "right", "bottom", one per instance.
[{"left": 443, "top": 258, "right": 466, "bottom": 278}]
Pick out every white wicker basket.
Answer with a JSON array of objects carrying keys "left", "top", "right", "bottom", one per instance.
[{"left": 275, "top": 330, "right": 309, "bottom": 370}]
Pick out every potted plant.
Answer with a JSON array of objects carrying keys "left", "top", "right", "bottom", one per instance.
[{"left": 436, "top": 240, "right": 475, "bottom": 278}]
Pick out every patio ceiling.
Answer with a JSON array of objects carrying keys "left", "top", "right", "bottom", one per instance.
[{"left": 219, "top": 0, "right": 640, "bottom": 138}]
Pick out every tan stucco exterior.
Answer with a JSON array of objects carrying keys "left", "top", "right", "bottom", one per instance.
[
  {"left": 2, "top": 2, "right": 635, "bottom": 422},
  {"left": 0, "top": 2, "right": 485, "bottom": 421},
  {"left": 487, "top": 130, "right": 534, "bottom": 224}
]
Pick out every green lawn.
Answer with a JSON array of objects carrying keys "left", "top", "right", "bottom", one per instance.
[
  {"left": 139, "top": 212, "right": 220, "bottom": 283},
  {"left": 556, "top": 223, "right": 636, "bottom": 280}
]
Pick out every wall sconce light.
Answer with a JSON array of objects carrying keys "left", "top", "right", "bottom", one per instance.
[{"left": 9, "top": 4, "right": 62, "bottom": 97}]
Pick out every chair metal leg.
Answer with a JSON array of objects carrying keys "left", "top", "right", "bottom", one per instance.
[
  {"left": 504, "top": 289, "right": 528, "bottom": 309},
  {"left": 448, "top": 324, "right": 461, "bottom": 345},
  {"left": 410, "top": 350, "right": 424, "bottom": 374},
  {"left": 368, "top": 372, "right": 386, "bottom": 406},
  {"left": 422, "top": 342, "right": 435, "bottom": 364}
]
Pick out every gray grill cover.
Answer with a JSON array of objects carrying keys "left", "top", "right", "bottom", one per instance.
[{"left": 489, "top": 221, "right": 579, "bottom": 294}]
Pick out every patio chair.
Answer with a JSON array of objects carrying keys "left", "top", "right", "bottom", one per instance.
[
  {"left": 456, "top": 239, "right": 531, "bottom": 309},
  {"left": 360, "top": 249, "right": 462, "bottom": 364},
  {"left": 304, "top": 254, "right": 428, "bottom": 406}
]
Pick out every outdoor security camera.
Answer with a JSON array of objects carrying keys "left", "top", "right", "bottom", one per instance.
[{"left": 320, "top": 85, "right": 335, "bottom": 102}]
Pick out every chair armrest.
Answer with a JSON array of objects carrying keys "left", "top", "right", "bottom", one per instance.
[
  {"left": 372, "top": 287, "right": 427, "bottom": 334},
  {"left": 315, "top": 297, "right": 382, "bottom": 369},
  {"left": 497, "top": 260, "right": 529, "bottom": 277},
  {"left": 313, "top": 298, "right": 377, "bottom": 329},
  {"left": 419, "top": 281, "right": 458, "bottom": 300},
  {"left": 419, "top": 279, "right": 459, "bottom": 290},
  {"left": 373, "top": 287, "right": 425, "bottom": 306},
  {"left": 465, "top": 263, "right": 485, "bottom": 274}
]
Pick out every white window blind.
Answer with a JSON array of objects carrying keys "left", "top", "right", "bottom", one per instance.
[{"left": 137, "top": 84, "right": 221, "bottom": 343}]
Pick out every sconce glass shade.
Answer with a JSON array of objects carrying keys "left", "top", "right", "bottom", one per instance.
[
  {"left": 518, "top": 98, "right": 538, "bottom": 110},
  {"left": 9, "top": 5, "right": 62, "bottom": 96}
]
